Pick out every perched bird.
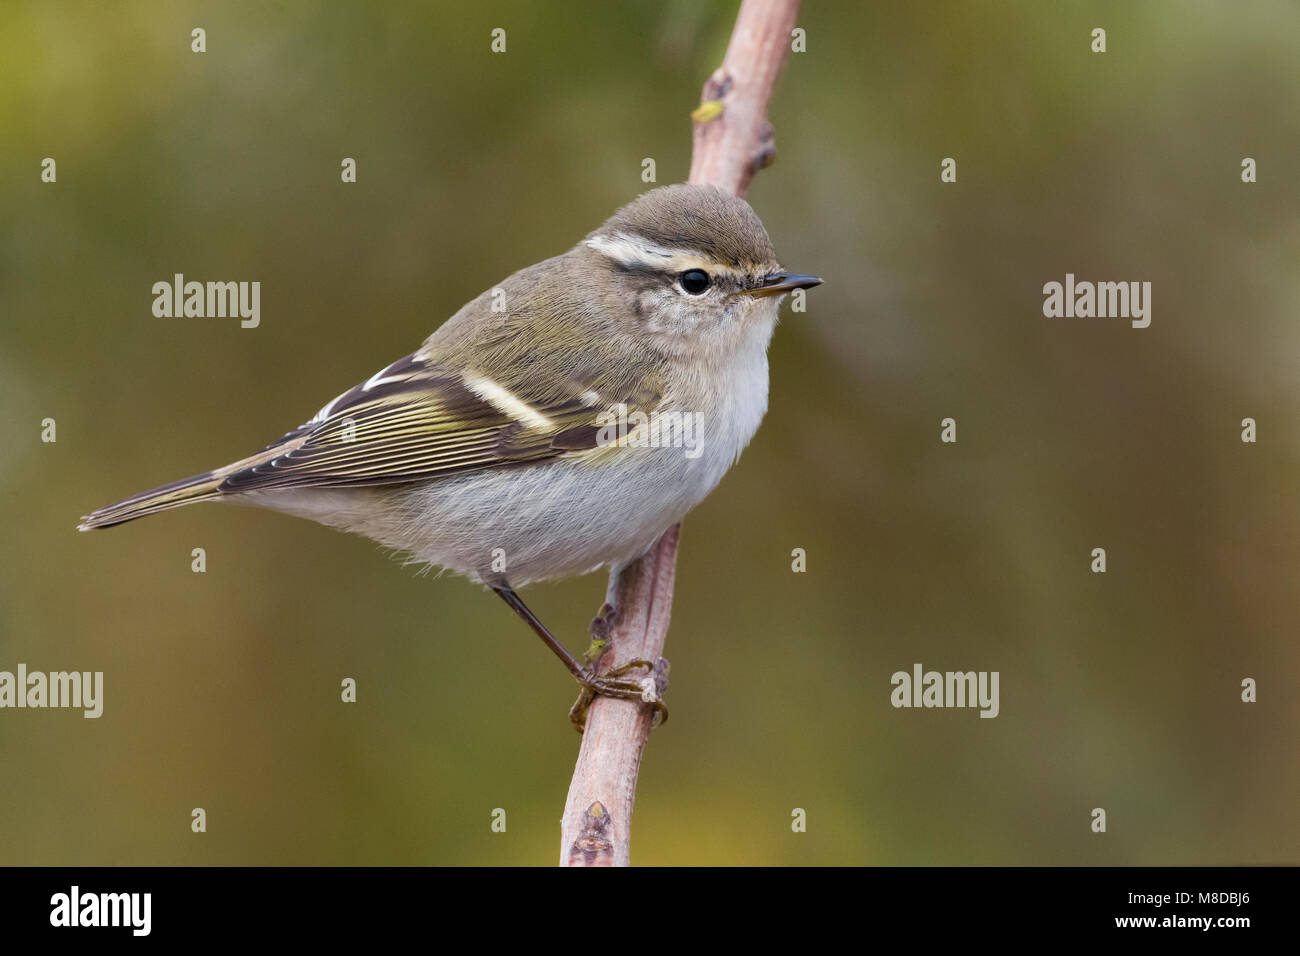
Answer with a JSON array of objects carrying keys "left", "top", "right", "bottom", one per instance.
[{"left": 79, "top": 183, "right": 821, "bottom": 724}]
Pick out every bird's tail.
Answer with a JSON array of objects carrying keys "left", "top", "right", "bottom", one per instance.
[
  {"left": 78, "top": 425, "right": 310, "bottom": 531},
  {"left": 78, "top": 470, "right": 226, "bottom": 530}
]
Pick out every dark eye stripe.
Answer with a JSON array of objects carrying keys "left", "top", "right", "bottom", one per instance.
[{"left": 603, "top": 256, "right": 748, "bottom": 295}]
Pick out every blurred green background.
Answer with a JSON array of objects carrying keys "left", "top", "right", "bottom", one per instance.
[{"left": 2, "top": 0, "right": 1297, "bottom": 865}]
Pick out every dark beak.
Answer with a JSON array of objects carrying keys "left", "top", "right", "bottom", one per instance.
[{"left": 742, "top": 272, "right": 824, "bottom": 297}]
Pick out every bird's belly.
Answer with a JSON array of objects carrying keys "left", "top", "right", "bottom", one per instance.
[{"left": 245, "top": 444, "right": 734, "bottom": 586}]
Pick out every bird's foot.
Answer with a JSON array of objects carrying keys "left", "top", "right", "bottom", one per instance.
[{"left": 569, "top": 657, "right": 670, "bottom": 733}]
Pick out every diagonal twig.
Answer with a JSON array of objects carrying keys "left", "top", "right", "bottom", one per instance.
[{"left": 558, "top": 0, "right": 803, "bottom": 867}]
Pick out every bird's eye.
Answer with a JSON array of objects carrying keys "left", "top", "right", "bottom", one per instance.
[{"left": 679, "top": 269, "right": 711, "bottom": 295}]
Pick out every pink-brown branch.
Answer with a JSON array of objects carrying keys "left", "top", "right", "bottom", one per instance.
[{"left": 559, "top": 0, "right": 801, "bottom": 867}]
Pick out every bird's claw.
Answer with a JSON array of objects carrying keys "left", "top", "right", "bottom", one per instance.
[{"left": 569, "top": 657, "right": 670, "bottom": 733}]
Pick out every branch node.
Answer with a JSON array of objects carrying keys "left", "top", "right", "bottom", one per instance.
[
  {"left": 751, "top": 120, "right": 777, "bottom": 175},
  {"left": 703, "top": 69, "right": 734, "bottom": 102},
  {"left": 566, "top": 801, "right": 616, "bottom": 867}
]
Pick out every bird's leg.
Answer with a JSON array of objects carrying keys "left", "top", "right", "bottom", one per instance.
[{"left": 491, "top": 586, "right": 667, "bottom": 732}]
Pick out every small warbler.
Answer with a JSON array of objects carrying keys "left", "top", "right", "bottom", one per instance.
[{"left": 80, "top": 183, "right": 822, "bottom": 723}]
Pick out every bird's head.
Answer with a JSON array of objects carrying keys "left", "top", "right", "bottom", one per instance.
[{"left": 580, "top": 183, "right": 821, "bottom": 357}]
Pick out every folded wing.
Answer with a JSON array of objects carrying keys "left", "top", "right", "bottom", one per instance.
[{"left": 217, "top": 353, "right": 655, "bottom": 493}]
